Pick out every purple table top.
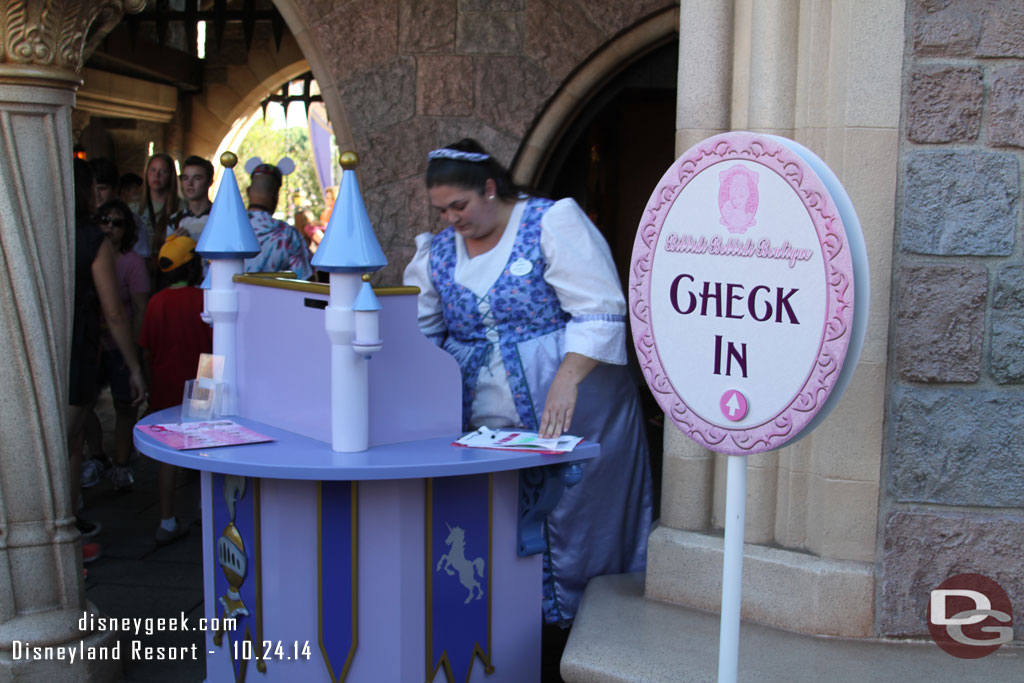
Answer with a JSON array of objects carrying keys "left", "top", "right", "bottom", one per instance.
[{"left": 134, "top": 407, "right": 599, "bottom": 481}]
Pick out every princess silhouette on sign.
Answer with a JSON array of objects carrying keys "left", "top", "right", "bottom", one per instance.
[{"left": 718, "top": 165, "right": 760, "bottom": 234}]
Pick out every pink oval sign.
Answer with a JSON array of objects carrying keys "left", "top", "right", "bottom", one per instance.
[{"left": 629, "top": 133, "right": 855, "bottom": 455}]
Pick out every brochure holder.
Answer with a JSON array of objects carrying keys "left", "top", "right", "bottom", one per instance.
[{"left": 181, "top": 378, "right": 223, "bottom": 422}]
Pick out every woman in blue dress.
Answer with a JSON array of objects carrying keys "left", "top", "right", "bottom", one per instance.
[{"left": 403, "top": 139, "right": 653, "bottom": 633}]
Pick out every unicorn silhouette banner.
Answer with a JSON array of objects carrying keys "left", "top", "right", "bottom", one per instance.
[{"left": 427, "top": 474, "right": 493, "bottom": 682}]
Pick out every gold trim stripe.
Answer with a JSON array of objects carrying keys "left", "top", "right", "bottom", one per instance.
[
  {"left": 233, "top": 272, "right": 419, "bottom": 297},
  {"left": 425, "top": 478, "right": 433, "bottom": 683},
  {"left": 254, "top": 479, "right": 265, "bottom": 675},
  {"left": 487, "top": 474, "right": 493, "bottom": 664}
]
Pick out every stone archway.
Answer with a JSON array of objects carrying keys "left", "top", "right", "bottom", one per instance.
[
  {"left": 186, "top": 33, "right": 344, "bottom": 163},
  {"left": 511, "top": 7, "right": 679, "bottom": 186},
  {"left": 182, "top": 0, "right": 359, "bottom": 180},
  {"left": 184, "top": 0, "right": 368, "bottom": 163},
  {"left": 200, "top": 50, "right": 313, "bottom": 182}
]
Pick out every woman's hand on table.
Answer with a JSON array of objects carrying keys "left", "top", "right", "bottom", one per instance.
[
  {"left": 539, "top": 352, "right": 599, "bottom": 438},
  {"left": 539, "top": 372, "right": 577, "bottom": 438}
]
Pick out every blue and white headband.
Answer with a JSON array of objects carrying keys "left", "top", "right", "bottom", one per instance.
[{"left": 427, "top": 148, "right": 491, "bottom": 163}]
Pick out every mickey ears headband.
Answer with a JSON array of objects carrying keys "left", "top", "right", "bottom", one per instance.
[{"left": 244, "top": 156, "right": 296, "bottom": 182}]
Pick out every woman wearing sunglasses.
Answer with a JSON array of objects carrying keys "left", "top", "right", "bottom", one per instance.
[{"left": 94, "top": 199, "right": 151, "bottom": 492}]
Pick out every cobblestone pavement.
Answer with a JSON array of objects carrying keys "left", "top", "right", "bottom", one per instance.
[{"left": 80, "top": 391, "right": 205, "bottom": 683}]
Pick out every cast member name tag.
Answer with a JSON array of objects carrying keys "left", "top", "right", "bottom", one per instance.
[
  {"left": 629, "top": 132, "right": 866, "bottom": 455},
  {"left": 509, "top": 258, "right": 533, "bottom": 276}
]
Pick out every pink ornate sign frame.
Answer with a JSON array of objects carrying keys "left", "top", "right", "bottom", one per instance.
[{"left": 629, "top": 133, "right": 855, "bottom": 455}]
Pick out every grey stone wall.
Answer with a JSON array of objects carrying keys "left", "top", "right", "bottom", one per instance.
[
  {"left": 293, "top": 0, "right": 674, "bottom": 284},
  {"left": 882, "top": 0, "right": 1024, "bottom": 639}
]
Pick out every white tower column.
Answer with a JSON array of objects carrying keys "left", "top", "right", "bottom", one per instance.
[
  {"left": 326, "top": 272, "right": 367, "bottom": 451},
  {"left": 312, "top": 151, "right": 388, "bottom": 453},
  {"left": 207, "top": 259, "right": 244, "bottom": 415}
]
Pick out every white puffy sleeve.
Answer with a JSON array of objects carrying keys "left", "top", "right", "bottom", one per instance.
[
  {"left": 540, "top": 198, "right": 628, "bottom": 365},
  {"left": 402, "top": 232, "right": 447, "bottom": 344}
]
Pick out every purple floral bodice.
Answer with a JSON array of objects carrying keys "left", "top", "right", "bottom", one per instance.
[{"left": 428, "top": 197, "right": 568, "bottom": 429}]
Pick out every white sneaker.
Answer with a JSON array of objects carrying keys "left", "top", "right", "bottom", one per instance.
[{"left": 155, "top": 520, "right": 188, "bottom": 546}]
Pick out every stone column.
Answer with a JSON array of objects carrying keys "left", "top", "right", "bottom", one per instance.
[
  {"left": 0, "top": 2, "right": 142, "bottom": 680},
  {"left": 647, "top": 0, "right": 900, "bottom": 639},
  {"left": 746, "top": 0, "right": 799, "bottom": 137},
  {"left": 669, "top": 0, "right": 797, "bottom": 543},
  {"left": 731, "top": 0, "right": 800, "bottom": 543},
  {"left": 659, "top": 0, "right": 735, "bottom": 538},
  {"left": 676, "top": 0, "right": 734, "bottom": 154}
]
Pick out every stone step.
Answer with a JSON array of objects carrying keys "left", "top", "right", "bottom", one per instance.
[{"left": 561, "top": 573, "right": 1024, "bottom": 683}]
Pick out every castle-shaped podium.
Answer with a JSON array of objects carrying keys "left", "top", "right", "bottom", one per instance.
[{"left": 134, "top": 154, "right": 596, "bottom": 682}]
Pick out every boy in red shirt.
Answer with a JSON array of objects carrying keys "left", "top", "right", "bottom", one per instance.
[{"left": 138, "top": 235, "right": 211, "bottom": 544}]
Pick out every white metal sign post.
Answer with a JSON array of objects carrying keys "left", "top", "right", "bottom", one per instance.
[
  {"left": 718, "top": 454, "right": 746, "bottom": 681},
  {"left": 629, "top": 132, "right": 869, "bottom": 683}
]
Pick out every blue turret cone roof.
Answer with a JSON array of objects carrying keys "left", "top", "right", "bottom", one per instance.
[
  {"left": 195, "top": 160, "right": 261, "bottom": 259},
  {"left": 311, "top": 162, "right": 387, "bottom": 273},
  {"left": 353, "top": 280, "right": 382, "bottom": 311}
]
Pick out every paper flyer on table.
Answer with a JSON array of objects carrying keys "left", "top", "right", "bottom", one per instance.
[
  {"left": 137, "top": 420, "right": 274, "bottom": 451},
  {"left": 454, "top": 426, "right": 583, "bottom": 454}
]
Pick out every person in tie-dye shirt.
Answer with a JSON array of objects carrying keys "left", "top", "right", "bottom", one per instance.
[{"left": 243, "top": 162, "right": 313, "bottom": 279}]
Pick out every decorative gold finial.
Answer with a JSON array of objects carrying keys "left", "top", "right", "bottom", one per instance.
[
  {"left": 220, "top": 151, "right": 238, "bottom": 168},
  {"left": 339, "top": 151, "right": 359, "bottom": 170},
  {"left": 361, "top": 273, "right": 371, "bottom": 282}
]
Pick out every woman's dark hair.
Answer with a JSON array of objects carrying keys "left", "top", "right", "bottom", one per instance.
[
  {"left": 73, "top": 157, "right": 94, "bottom": 222},
  {"left": 96, "top": 199, "right": 139, "bottom": 253},
  {"left": 425, "top": 138, "right": 522, "bottom": 200}
]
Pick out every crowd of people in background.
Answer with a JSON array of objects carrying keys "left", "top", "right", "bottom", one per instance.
[{"left": 70, "top": 150, "right": 322, "bottom": 569}]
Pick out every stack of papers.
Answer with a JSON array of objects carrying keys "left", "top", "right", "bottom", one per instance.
[
  {"left": 137, "top": 420, "right": 273, "bottom": 450},
  {"left": 454, "top": 426, "right": 583, "bottom": 454}
]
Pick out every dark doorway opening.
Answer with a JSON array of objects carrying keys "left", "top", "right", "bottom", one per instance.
[{"left": 535, "top": 40, "right": 679, "bottom": 520}]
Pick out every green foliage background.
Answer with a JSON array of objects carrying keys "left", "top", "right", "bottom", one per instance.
[{"left": 236, "top": 114, "right": 328, "bottom": 222}]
